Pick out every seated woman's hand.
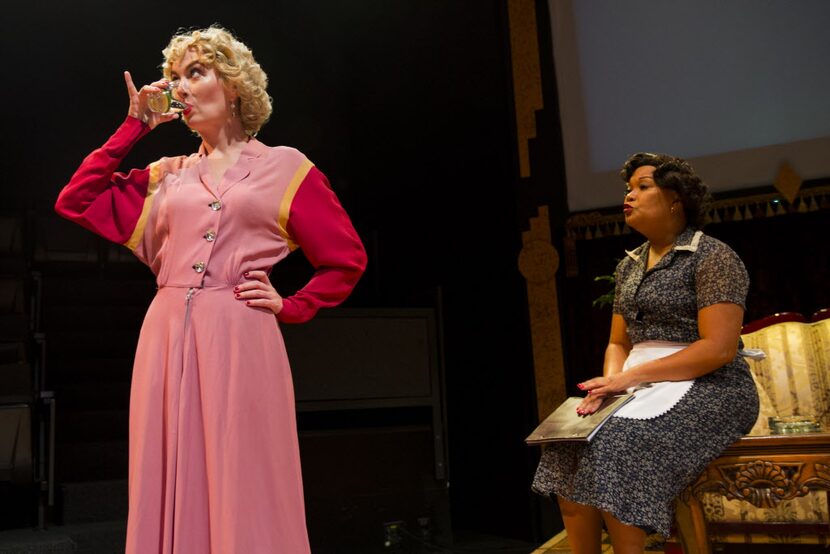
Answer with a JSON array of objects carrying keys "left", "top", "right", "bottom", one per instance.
[
  {"left": 575, "top": 393, "right": 606, "bottom": 416},
  {"left": 578, "top": 371, "right": 639, "bottom": 399}
]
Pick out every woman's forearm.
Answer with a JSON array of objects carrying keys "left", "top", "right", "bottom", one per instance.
[
  {"left": 625, "top": 336, "right": 737, "bottom": 384},
  {"left": 55, "top": 116, "right": 152, "bottom": 243}
]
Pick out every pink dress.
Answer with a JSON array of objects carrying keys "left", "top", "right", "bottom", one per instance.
[{"left": 55, "top": 117, "right": 367, "bottom": 553}]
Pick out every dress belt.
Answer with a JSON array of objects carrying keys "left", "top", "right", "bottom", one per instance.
[{"left": 157, "top": 283, "right": 238, "bottom": 290}]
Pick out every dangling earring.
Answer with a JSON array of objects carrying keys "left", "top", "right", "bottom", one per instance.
[
  {"left": 671, "top": 205, "right": 676, "bottom": 214},
  {"left": 230, "top": 100, "right": 238, "bottom": 119}
]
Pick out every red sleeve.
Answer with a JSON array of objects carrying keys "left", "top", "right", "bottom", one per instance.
[
  {"left": 277, "top": 167, "right": 367, "bottom": 323},
  {"left": 54, "top": 116, "right": 152, "bottom": 244}
]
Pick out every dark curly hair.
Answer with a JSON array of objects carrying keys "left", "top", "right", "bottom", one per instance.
[{"left": 620, "top": 152, "right": 711, "bottom": 229}]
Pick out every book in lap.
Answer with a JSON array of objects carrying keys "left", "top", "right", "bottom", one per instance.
[{"left": 525, "top": 394, "right": 634, "bottom": 444}]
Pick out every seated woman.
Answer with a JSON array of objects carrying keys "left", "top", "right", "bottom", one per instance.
[{"left": 532, "top": 152, "right": 759, "bottom": 554}]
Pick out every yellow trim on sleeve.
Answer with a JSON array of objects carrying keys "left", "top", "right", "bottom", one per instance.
[
  {"left": 124, "top": 162, "right": 163, "bottom": 251},
  {"left": 277, "top": 158, "right": 314, "bottom": 251}
]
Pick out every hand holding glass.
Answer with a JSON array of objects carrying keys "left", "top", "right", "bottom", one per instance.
[{"left": 148, "top": 81, "right": 185, "bottom": 114}]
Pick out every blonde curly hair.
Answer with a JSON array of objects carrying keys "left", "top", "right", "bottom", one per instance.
[{"left": 162, "top": 25, "right": 272, "bottom": 136}]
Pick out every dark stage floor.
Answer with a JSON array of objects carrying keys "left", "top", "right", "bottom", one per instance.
[{"left": 0, "top": 524, "right": 539, "bottom": 554}]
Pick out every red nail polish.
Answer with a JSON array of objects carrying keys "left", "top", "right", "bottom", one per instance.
[
  {"left": 246, "top": 301, "right": 251, "bottom": 305},
  {"left": 577, "top": 383, "right": 585, "bottom": 390},
  {"left": 235, "top": 294, "right": 240, "bottom": 298}
]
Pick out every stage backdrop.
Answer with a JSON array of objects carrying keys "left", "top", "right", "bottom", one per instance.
[{"left": 548, "top": 0, "right": 830, "bottom": 212}]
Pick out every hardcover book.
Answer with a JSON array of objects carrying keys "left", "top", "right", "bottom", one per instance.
[{"left": 525, "top": 394, "right": 635, "bottom": 444}]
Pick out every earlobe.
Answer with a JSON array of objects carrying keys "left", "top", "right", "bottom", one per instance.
[
  {"left": 670, "top": 196, "right": 682, "bottom": 213},
  {"left": 222, "top": 80, "right": 239, "bottom": 101}
]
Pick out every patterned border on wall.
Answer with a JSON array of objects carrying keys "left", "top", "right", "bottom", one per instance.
[
  {"left": 563, "top": 184, "right": 830, "bottom": 276},
  {"left": 566, "top": 184, "right": 830, "bottom": 241}
]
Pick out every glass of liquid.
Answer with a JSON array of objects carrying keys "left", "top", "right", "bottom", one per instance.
[{"left": 147, "top": 81, "right": 185, "bottom": 114}]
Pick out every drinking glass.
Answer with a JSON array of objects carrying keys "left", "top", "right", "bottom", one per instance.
[{"left": 147, "top": 81, "right": 185, "bottom": 114}]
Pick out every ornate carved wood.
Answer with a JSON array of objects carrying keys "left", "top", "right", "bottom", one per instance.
[{"left": 674, "top": 433, "right": 830, "bottom": 554}]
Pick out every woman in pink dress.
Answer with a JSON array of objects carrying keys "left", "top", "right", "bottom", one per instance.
[{"left": 55, "top": 25, "right": 367, "bottom": 553}]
